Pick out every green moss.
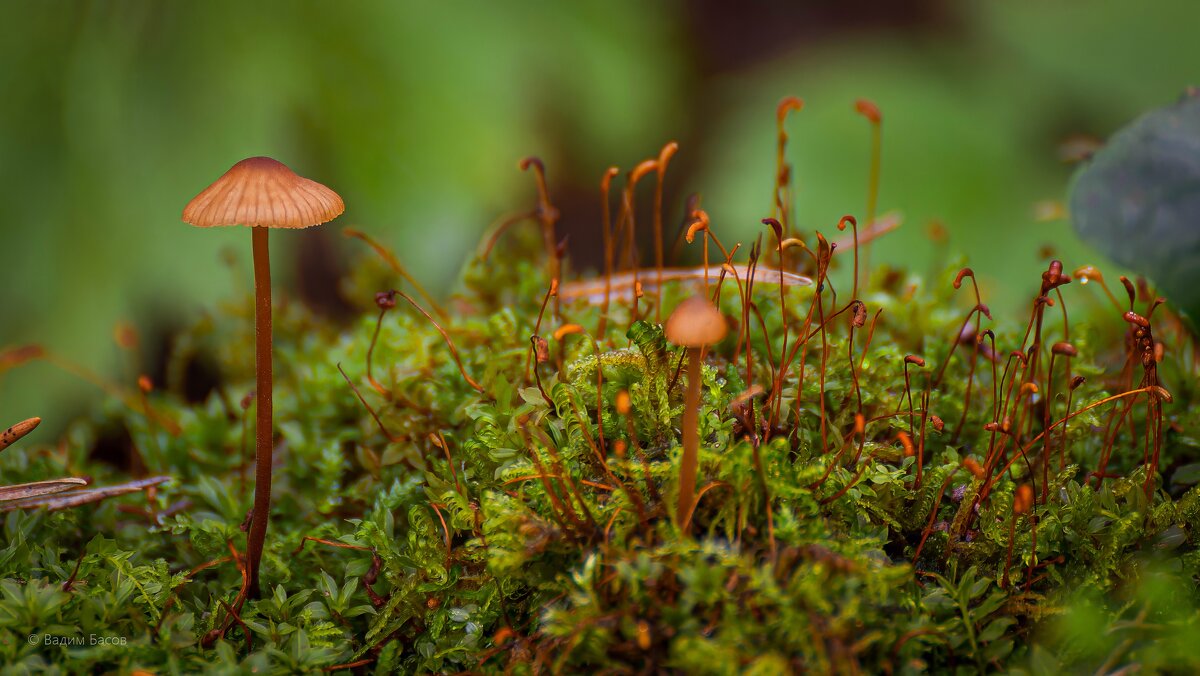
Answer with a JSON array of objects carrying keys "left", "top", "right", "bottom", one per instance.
[{"left": 2, "top": 220, "right": 1199, "bottom": 674}]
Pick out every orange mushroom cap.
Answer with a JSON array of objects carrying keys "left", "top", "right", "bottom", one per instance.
[
  {"left": 182, "top": 156, "right": 344, "bottom": 229},
  {"left": 665, "top": 294, "right": 728, "bottom": 348}
]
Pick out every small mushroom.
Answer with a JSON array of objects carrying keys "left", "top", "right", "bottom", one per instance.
[
  {"left": 664, "top": 294, "right": 727, "bottom": 531},
  {"left": 183, "top": 157, "right": 343, "bottom": 596}
]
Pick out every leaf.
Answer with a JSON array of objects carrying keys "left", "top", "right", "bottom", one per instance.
[
  {"left": 978, "top": 616, "right": 1015, "bottom": 643},
  {"left": 1070, "top": 90, "right": 1200, "bottom": 317},
  {"left": 358, "top": 594, "right": 413, "bottom": 658},
  {"left": 984, "top": 637, "right": 1015, "bottom": 661},
  {"left": 1028, "top": 643, "right": 1061, "bottom": 676},
  {"left": 975, "top": 590, "right": 1007, "bottom": 620},
  {"left": 1171, "top": 462, "right": 1200, "bottom": 487},
  {"left": 967, "top": 576, "right": 992, "bottom": 602}
]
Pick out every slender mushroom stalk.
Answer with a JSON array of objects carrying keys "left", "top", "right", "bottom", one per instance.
[
  {"left": 665, "top": 294, "right": 728, "bottom": 532},
  {"left": 183, "top": 157, "right": 343, "bottom": 596},
  {"left": 249, "top": 225, "right": 273, "bottom": 592}
]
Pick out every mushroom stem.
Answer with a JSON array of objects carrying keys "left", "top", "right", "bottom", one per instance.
[
  {"left": 247, "top": 226, "right": 273, "bottom": 596},
  {"left": 677, "top": 346, "right": 701, "bottom": 531}
]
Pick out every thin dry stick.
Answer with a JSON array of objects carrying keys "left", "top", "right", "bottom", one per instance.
[
  {"left": 668, "top": 193, "right": 701, "bottom": 263},
  {"left": 524, "top": 279, "right": 558, "bottom": 385},
  {"left": 429, "top": 501, "right": 452, "bottom": 558},
  {"left": 29, "top": 349, "right": 182, "bottom": 435},
  {"left": 995, "top": 386, "right": 1172, "bottom": 483},
  {"left": 389, "top": 289, "right": 485, "bottom": 394},
  {"left": 365, "top": 299, "right": 392, "bottom": 398},
  {"left": 504, "top": 475, "right": 614, "bottom": 492},
  {"left": 530, "top": 425, "right": 601, "bottom": 532},
  {"left": 858, "top": 308, "right": 885, "bottom": 372},
  {"left": 787, "top": 245, "right": 825, "bottom": 440},
  {"left": 616, "top": 159, "right": 658, "bottom": 322},
  {"left": 1073, "top": 265, "right": 1124, "bottom": 313},
  {"left": 847, "top": 301, "right": 867, "bottom": 413},
  {"left": 899, "top": 356, "right": 926, "bottom": 438},
  {"left": 0, "top": 344, "right": 45, "bottom": 377},
  {"left": 520, "top": 157, "right": 563, "bottom": 318},
  {"left": 810, "top": 414, "right": 865, "bottom": 491},
  {"left": 735, "top": 242, "right": 760, "bottom": 420},
  {"left": 814, "top": 235, "right": 835, "bottom": 454},
  {"left": 1, "top": 476, "right": 170, "bottom": 513},
  {"left": 0, "top": 478, "right": 89, "bottom": 503},
  {"left": 916, "top": 383, "right": 931, "bottom": 489},
  {"left": 557, "top": 265, "right": 810, "bottom": 305},
  {"left": 336, "top": 363, "right": 406, "bottom": 446},
  {"left": 323, "top": 659, "right": 376, "bottom": 673},
  {"left": 819, "top": 458, "right": 873, "bottom": 505},
  {"left": 774, "top": 96, "right": 804, "bottom": 235},
  {"left": 835, "top": 214, "right": 860, "bottom": 301},
  {"left": 854, "top": 98, "right": 882, "bottom": 290},
  {"left": 432, "top": 432, "right": 464, "bottom": 497},
  {"left": 763, "top": 219, "right": 789, "bottom": 428},
  {"left": 343, "top": 227, "right": 446, "bottom": 320},
  {"left": 516, "top": 428, "right": 583, "bottom": 536},
  {"left": 477, "top": 209, "right": 540, "bottom": 261},
  {"left": 679, "top": 481, "right": 732, "bottom": 537},
  {"left": 219, "top": 599, "right": 253, "bottom": 653},
  {"left": 687, "top": 211, "right": 712, "bottom": 295},
  {"left": 912, "top": 468, "right": 960, "bottom": 564},
  {"left": 654, "top": 141, "right": 679, "bottom": 322},
  {"left": 598, "top": 166, "right": 620, "bottom": 338}
]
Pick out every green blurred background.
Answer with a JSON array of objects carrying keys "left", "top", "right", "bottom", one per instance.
[{"left": 1, "top": 0, "right": 1197, "bottom": 432}]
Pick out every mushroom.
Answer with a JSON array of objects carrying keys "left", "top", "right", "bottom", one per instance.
[
  {"left": 183, "top": 157, "right": 343, "bottom": 595},
  {"left": 664, "top": 293, "right": 727, "bottom": 531}
]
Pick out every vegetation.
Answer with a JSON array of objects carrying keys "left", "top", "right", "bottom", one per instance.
[{"left": 2, "top": 99, "right": 1199, "bottom": 674}]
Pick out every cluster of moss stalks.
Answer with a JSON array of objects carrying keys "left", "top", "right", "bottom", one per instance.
[{"left": 4, "top": 130, "right": 1200, "bottom": 675}]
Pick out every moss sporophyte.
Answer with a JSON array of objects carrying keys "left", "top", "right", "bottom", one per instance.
[{"left": 2, "top": 99, "right": 1199, "bottom": 673}]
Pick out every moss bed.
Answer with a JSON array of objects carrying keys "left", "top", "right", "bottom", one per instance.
[{"left": 2, "top": 138, "right": 1199, "bottom": 675}]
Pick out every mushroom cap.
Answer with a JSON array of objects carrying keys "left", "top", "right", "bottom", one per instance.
[
  {"left": 182, "top": 156, "right": 344, "bottom": 229},
  {"left": 665, "top": 293, "right": 728, "bottom": 347}
]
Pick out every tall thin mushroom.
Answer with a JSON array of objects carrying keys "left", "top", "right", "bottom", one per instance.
[
  {"left": 665, "top": 294, "right": 728, "bottom": 532},
  {"left": 183, "top": 157, "right": 343, "bottom": 596}
]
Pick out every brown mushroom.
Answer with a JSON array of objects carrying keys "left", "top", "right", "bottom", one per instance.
[
  {"left": 664, "top": 293, "right": 727, "bottom": 531},
  {"left": 183, "top": 157, "right": 343, "bottom": 596}
]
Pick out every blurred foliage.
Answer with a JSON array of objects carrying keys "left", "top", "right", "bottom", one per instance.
[
  {"left": 0, "top": 0, "right": 685, "bottom": 427},
  {"left": 1070, "top": 91, "right": 1200, "bottom": 320},
  {"left": 3, "top": 0, "right": 1199, "bottom": 429}
]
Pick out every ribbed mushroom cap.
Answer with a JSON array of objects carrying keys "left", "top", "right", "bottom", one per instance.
[
  {"left": 182, "top": 156, "right": 344, "bottom": 229},
  {"left": 665, "top": 294, "right": 728, "bottom": 347}
]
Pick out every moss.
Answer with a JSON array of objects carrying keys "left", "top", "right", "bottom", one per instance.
[{"left": 3, "top": 166, "right": 1200, "bottom": 675}]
